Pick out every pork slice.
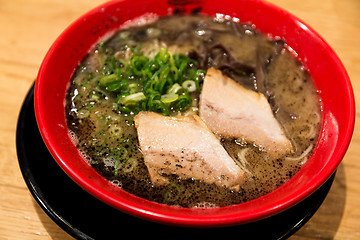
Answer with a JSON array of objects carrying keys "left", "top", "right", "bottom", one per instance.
[
  {"left": 134, "top": 111, "right": 246, "bottom": 190},
  {"left": 199, "top": 68, "right": 292, "bottom": 157}
]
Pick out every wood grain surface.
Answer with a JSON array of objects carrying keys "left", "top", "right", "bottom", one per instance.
[{"left": 0, "top": 0, "right": 359, "bottom": 239}]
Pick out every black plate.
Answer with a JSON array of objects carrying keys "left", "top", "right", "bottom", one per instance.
[{"left": 16, "top": 84, "right": 335, "bottom": 240}]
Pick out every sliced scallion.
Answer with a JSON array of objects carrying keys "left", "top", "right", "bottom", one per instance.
[
  {"left": 107, "top": 80, "right": 123, "bottom": 92},
  {"left": 160, "top": 93, "right": 178, "bottom": 104},
  {"left": 92, "top": 131, "right": 106, "bottom": 146},
  {"left": 164, "top": 182, "right": 182, "bottom": 202},
  {"left": 129, "top": 83, "right": 138, "bottom": 94},
  {"left": 182, "top": 80, "right": 196, "bottom": 92},
  {"left": 122, "top": 157, "right": 138, "bottom": 173},
  {"left": 99, "top": 74, "right": 117, "bottom": 86},
  {"left": 167, "top": 83, "right": 182, "bottom": 94},
  {"left": 97, "top": 115, "right": 110, "bottom": 128},
  {"left": 108, "top": 124, "right": 123, "bottom": 137},
  {"left": 113, "top": 156, "right": 121, "bottom": 176},
  {"left": 174, "top": 94, "right": 192, "bottom": 111},
  {"left": 76, "top": 109, "right": 90, "bottom": 119},
  {"left": 92, "top": 46, "right": 204, "bottom": 116},
  {"left": 119, "top": 92, "right": 146, "bottom": 106}
]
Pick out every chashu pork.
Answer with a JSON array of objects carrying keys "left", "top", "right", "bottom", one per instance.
[
  {"left": 134, "top": 111, "right": 246, "bottom": 190},
  {"left": 199, "top": 67, "right": 292, "bottom": 157}
]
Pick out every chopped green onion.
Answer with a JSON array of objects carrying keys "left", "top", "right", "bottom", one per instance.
[
  {"left": 119, "top": 92, "right": 146, "bottom": 106},
  {"left": 113, "top": 156, "right": 121, "bottom": 176},
  {"left": 154, "top": 76, "right": 169, "bottom": 93},
  {"left": 182, "top": 80, "right": 196, "bottom": 92},
  {"left": 157, "top": 47, "right": 170, "bottom": 64},
  {"left": 92, "top": 131, "right": 106, "bottom": 146},
  {"left": 194, "top": 69, "right": 206, "bottom": 92},
  {"left": 76, "top": 109, "right": 90, "bottom": 119},
  {"left": 161, "top": 93, "right": 178, "bottom": 104},
  {"left": 129, "top": 83, "right": 138, "bottom": 94},
  {"left": 108, "top": 124, "right": 122, "bottom": 137},
  {"left": 97, "top": 41, "right": 105, "bottom": 53},
  {"left": 107, "top": 80, "right": 123, "bottom": 92},
  {"left": 149, "top": 99, "right": 169, "bottom": 116},
  {"left": 164, "top": 182, "right": 182, "bottom": 202},
  {"left": 76, "top": 100, "right": 96, "bottom": 111},
  {"left": 174, "top": 94, "right": 192, "bottom": 111},
  {"left": 98, "top": 115, "right": 110, "bottom": 128},
  {"left": 99, "top": 74, "right": 117, "bottom": 86},
  {"left": 92, "top": 46, "right": 205, "bottom": 116},
  {"left": 89, "top": 91, "right": 101, "bottom": 100},
  {"left": 167, "top": 83, "right": 182, "bottom": 94},
  {"left": 78, "top": 84, "right": 91, "bottom": 96},
  {"left": 119, "top": 147, "right": 128, "bottom": 160},
  {"left": 122, "top": 157, "right": 138, "bottom": 173},
  {"left": 130, "top": 55, "right": 150, "bottom": 76}
]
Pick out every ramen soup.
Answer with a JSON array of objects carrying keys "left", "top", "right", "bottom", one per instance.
[{"left": 66, "top": 14, "right": 321, "bottom": 207}]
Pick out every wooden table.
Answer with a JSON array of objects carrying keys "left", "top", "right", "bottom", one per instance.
[{"left": 0, "top": 0, "right": 359, "bottom": 239}]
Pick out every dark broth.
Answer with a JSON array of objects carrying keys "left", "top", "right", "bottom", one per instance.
[{"left": 66, "top": 14, "right": 321, "bottom": 207}]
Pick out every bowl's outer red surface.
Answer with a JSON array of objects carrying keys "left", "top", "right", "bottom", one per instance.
[{"left": 35, "top": 0, "right": 355, "bottom": 227}]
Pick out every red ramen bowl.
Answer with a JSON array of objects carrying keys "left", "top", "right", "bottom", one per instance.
[{"left": 34, "top": 0, "right": 355, "bottom": 227}]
